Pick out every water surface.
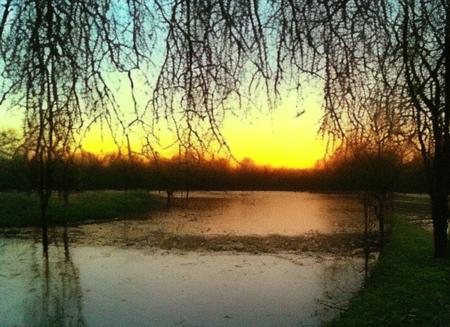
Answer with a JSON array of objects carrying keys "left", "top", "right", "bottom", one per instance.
[
  {"left": 0, "top": 239, "right": 370, "bottom": 327},
  {"left": 142, "top": 191, "right": 362, "bottom": 236},
  {"left": 1, "top": 191, "right": 374, "bottom": 326}
]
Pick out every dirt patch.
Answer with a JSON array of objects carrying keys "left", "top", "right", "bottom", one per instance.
[
  {"left": 138, "top": 231, "right": 378, "bottom": 255},
  {"left": 1, "top": 226, "right": 379, "bottom": 255}
]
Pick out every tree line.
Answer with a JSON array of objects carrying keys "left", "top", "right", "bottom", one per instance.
[{"left": 0, "top": 148, "right": 429, "bottom": 194}]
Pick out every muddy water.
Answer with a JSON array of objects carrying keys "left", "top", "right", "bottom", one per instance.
[
  {"left": 1, "top": 191, "right": 375, "bottom": 326},
  {"left": 150, "top": 191, "right": 363, "bottom": 236}
]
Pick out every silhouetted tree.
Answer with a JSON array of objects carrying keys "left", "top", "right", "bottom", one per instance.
[
  {"left": 0, "top": 0, "right": 155, "bottom": 254},
  {"left": 297, "top": 0, "right": 449, "bottom": 257}
]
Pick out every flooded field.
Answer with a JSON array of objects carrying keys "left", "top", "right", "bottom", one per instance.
[
  {"left": 150, "top": 191, "right": 364, "bottom": 236},
  {"left": 1, "top": 191, "right": 376, "bottom": 326}
]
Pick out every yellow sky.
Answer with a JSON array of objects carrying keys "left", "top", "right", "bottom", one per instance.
[
  {"left": 81, "top": 88, "right": 327, "bottom": 169},
  {"left": 221, "top": 96, "right": 326, "bottom": 168},
  {"left": 0, "top": 74, "right": 327, "bottom": 169}
]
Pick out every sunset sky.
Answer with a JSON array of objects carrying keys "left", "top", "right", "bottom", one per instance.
[
  {"left": 0, "top": 77, "right": 327, "bottom": 169},
  {"left": 220, "top": 94, "right": 326, "bottom": 168},
  {"left": 80, "top": 87, "right": 327, "bottom": 169}
]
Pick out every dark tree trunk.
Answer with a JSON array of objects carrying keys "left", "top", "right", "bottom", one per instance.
[
  {"left": 430, "top": 181, "right": 448, "bottom": 258},
  {"left": 166, "top": 189, "right": 173, "bottom": 208},
  {"left": 434, "top": 0, "right": 450, "bottom": 258},
  {"left": 363, "top": 194, "right": 370, "bottom": 284},
  {"left": 40, "top": 192, "right": 49, "bottom": 257},
  {"left": 62, "top": 162, "right": 70, "bottom": 207},
  {"left": 372, "top": 192, "right": 386, "bottom": 244},
  {"left": 431, "top": 193, "right": 448, "bottom": 258},
  {"left": 63, "top": 190, "right": 69, "bottom": 207},
  {"left": 430, "top": 195, "right": 448, "bottom": 258},
  {"left": 63, "top": 225, "right": 70, "bottom": 261},
  {"left": 378, "top": 196, "right": 385, "bottom": 243}
]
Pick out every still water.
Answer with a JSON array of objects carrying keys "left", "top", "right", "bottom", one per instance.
[
  {"left": 1, "top": 192, "right": 373, "bottom": 327},
  {"left": 150, "top": 191, "right": 363, "bottom": 236}
]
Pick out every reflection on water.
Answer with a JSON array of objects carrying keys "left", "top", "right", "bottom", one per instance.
[
  {"left": 0, "top": 236, "right": 373, "bottom": 327},
  {"left": 150, "top": 191, "right": 363, "bottom": 236},
  {"left": 0, "top": 234, "right": 85, "bottom": 326}
]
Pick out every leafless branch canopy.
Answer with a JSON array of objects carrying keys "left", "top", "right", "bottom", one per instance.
[{"left": 0, "top": 0, "right": 447, "bottom": 165}]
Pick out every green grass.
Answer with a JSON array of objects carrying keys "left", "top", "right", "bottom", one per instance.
[
  {"left": 0, "top": 190, "right": 164, "bottom": 227},
  {"left": 328, "top": 215, "right": 450, "bottom": 327}
]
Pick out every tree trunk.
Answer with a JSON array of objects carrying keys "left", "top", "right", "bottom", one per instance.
[
  {"left": 363, "top": 194, "right": 370, "bottom": 284},
  {"left": 430, "top": 175, "right": 448, "bottom": 258},
  {"left": 435, "top": 0, "right": 450, "bottom": 258},
  {"left": 377, "top": 195, "right": 385, "bottom": 244},
  {"left": 40, "top": 192, "right": 49, "bottom": 257}
]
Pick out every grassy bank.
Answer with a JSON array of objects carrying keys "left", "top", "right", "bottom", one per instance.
[
  {"left": 329, "top": 215, "right": 450, "bottom": 326},
  {"left": 0, "top": 191, "right": 164, "bottom": 227}
]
